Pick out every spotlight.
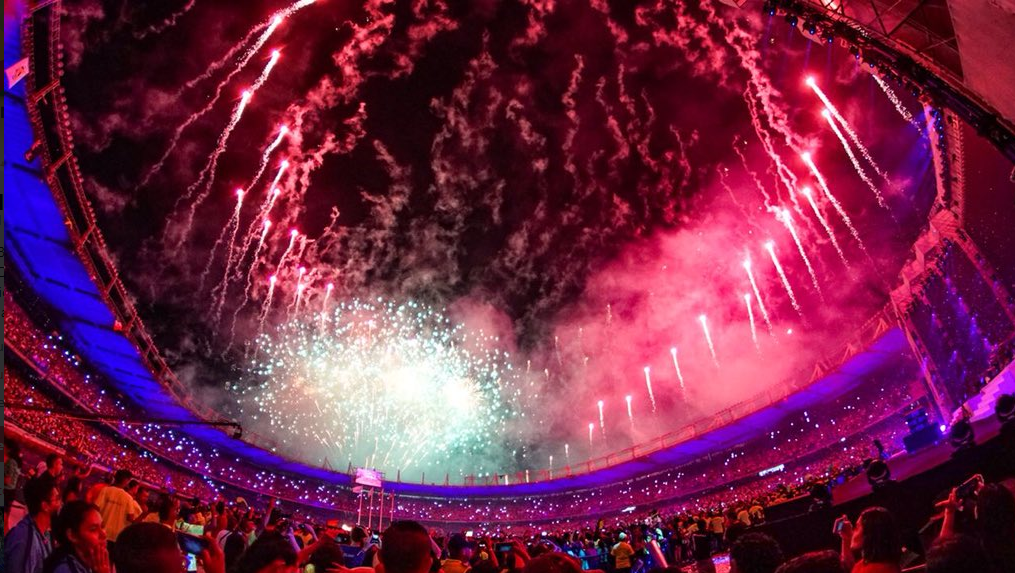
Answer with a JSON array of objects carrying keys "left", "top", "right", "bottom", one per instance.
[
  {"left": 996, "top": 394, "right": 1015, "bottom": 424},
  {"left": 949, "top": 419, "right": 975, "bottom": 450},
  {"left": 865, "top": 458, "right": 892, "bottom": 490}
]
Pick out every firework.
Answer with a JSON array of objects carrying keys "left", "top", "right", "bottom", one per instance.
[
  {"left": 669, "top": 347, "right": 686, "bottom": 392},
  {"left": 643, "top": 366, "right": 657, "bottom": 412},
  {"left": 175, "top": 88, "right": 254, "bottom": 245},
  {"left": 201, "top": 188, "right": 245, "bottom": 295},
  {"left": 565, "top": 443, "right": 570, "bottom": 465},
  {"left": 625, "top": 395, "right": 634, "bottom": 427},
  {"left": 744, "top": 293, "right": 759, "bottom": 351},
  {"left": 873, "top": 74, "right": 921, "bottom": 130},
  {"left": 775, "top": 208, "right": 823, "bottom": 298},
  {"left": 821, "top": 110, "right": 888, "bottom": 210},
  {"left": 588, "top": 423, "right": 595, "bottom": 449},
  {"left": 597, "top": 400, "right": 606, "bottom": 437},
  {"left": 801, "top": 152, "right": 866, "bottom": 251},
  {"left": 799, "top": 186, "right": 850, "bottom": 268},
  {"left": 806, "top": 76, "right": 890, "bottom": 183},
  {"left": 256, "top": 274, "right": 278, "bottom": 335},
  {"left": 699, "top": 315, "right": 719, "bottom": 367},
  {"left": 765, "top": 241, "right": 803, "bottom": 317},
  {"left": 743, "top": 258, "right": 774, "bottom": 334},
  {"left": 234, "top": 297, "right": 515, "bottom": 479}
]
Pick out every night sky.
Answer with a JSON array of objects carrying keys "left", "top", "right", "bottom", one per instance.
[{"left": 58, "top": 0, "right": 948, "bottom": 476}]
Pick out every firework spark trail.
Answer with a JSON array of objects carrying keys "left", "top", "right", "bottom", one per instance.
[
  {"left": 873, "top": 74, "right": 921, "bottom": 130},
  {"left": 743, "top": 258, "right": 775, "bottom": 335},
  {"left": 776, "top": 207, "right": 823, "bottom": 297},
  {"left": 248, "top": 128, "right": 289, "bottom": 193},
  {"left": 173, "top": 21, "right": 266, "bottom": 97},
  {"left": 565, "top": 443, "right": 570, "bottom": 465},
  {"left": 170, "top": 88, "right": 253, "bottom": 247},
  {"left": 256, "top": 274, "right": 278, "bottom": 335},
  {"left": 144, "top": 21, "right": 283, "bottom": 188},
  {"left": 806, "top": 77, "right": 891, "bottom": 183},
  {"left": 199, "top": 187, "right": 245, "bottom": 295},
  {"left": 669, "top": 347, "right": 686, "bottom": 392},
  {"left": 765, "top": 241, "right": 803, "bottom": 317},
  {"left": 743, "top": 89, "right": 801, "bottom": 208},
  {"left": 800, "top": 186, "right": 850, "bottom": 268},
  {"left": 133, "top": 0, "right": 197, "bottom": 40},
  {"left": 232, "top": 161, "right": 288, "bottom": 285},
  {"left": 643, "top": 366, "right": 657, "bottom": 412},
  {"left": 287, "top": 266, "right": 307, "bottom": 318},
  {"left": 597, "top": 400, "right": 606, "bottom": 437},
  {"left": 625, "top": 395, "right": 634, "bottom": 427},
  {"left": 821, "top": 110, "right": 889, "bottom": 210},
  {"left": 744, "top": 294, "right": 760, "bottom": 351},
  {"left": 588, "top": 423, "right": 594, "bottom": 449},
  {"left": 801, "top": 152, "right": 867, "bottom": 253},
  {"left": 227, "top": 219, "right": 273, "bottom": 348},
  {"left": 320, "top": 283, "right": 334, "bottom": 322},
  {"left": 698, "top": 315, "right": 719, "bottom": 367}
]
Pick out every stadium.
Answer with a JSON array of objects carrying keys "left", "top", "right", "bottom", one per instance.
[{"left": 4, "top": 1, "right": 1015, "bottom": 573}]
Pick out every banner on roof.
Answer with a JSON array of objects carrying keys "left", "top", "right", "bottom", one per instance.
[{"left": 5, "top": 57, "right": 29, "bottom": 88}]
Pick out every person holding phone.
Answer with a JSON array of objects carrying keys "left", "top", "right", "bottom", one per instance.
[{"left": 834, "top": 507, "right": 902, "bottom": 573}]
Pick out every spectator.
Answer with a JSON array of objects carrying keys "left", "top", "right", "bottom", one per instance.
[
  {"left": 523, "top": 553, "right": 583, "bottom": 573},
  {"left": 612, "top": 532, "right": 635, "bottom": 573},
  {"left": 835, "top": 507, "right": 901, "bottom": 573},
  {"left": 94, "top": 470, "right": 142, "bottom": 548},
  {"left": 926, "top": 534, "right": 991, "bottom": 573},
  {"left": 113, "top": 522, "right": 224, "bottom": 573},
  {"left": 737, "top": 506, "right": 752, "bottom": 527},
  {"left": 4, "top": 477, "right": 62, "bottom": 573},
  {"left": 42, "top": 500, "right": 109, "bottom": 573},
  {"left": 444, "top": 533, "right": 474, "bottom": 573},
  {"left": 725, "top": 509, "right": 748, "bottom": 547},
  {"left": 62, "top": 461, "right": 92, "bottom": 503},
  {"left": 5, "top": 442, "right": 25, "bottom": 524},
  {"left": 730, "top": 533, "right": 784, "bottom": 573},
  {"left": 379, "top": 521, "right": 434, "bottom": 573},
  {"left": 308, "top": 541, "right": 346, "bottom": 573},
  {"left": 973, "top": 483, "right": 1015, "bottom": 573},
  {"left": 38, "top": 455, "right": 65, "bottom": 490},
  {"left": 774, "top": 551, "right": 844, "bottom": 573},
  {"left": 233, "top": 531, "right": 298, "bottom": 573}
]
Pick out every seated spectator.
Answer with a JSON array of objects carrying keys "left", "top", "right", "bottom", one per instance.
[
  {"left": 774, "top": 551, "right": 844, "bottom": 573},
  {"left": 5, "top": 477, "right": 62, "bottom": 573},
  {"left": 925, "top": 534, "right": 991, "bottom": 573},
  {"left": 730, "top": 533, "right": 784, "bottom": 573},
  {"left": 835, "top": 507, "right": 901, "bottom": 573},
  {"left": 113, "top": 522, "right": 224, "bottom": 573},
  {"left": 43, "top": 500, "right": 108, "bottom": 573},
  {"left": 379, "top": 521, "right": 435, "bottom": 573}
]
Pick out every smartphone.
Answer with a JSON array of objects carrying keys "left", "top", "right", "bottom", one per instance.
[
  {"left": 833, "top": 518, "right": 846, "bottom": 534},
  {"left": 955, "top": 474, "right": 984, "bottom": 499},
  {"left": 466, "top": 531, "right": 474, "bottom": 538},
  {"left": 177, "top": 532, "right": 209, "bottom": 556},
  {"left": 496, "top": 543, "right": 513, "bottom": 553}
]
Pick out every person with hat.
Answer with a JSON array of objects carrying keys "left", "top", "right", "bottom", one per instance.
[{"left": 611, "top": 532, "right": 634, "bottom": 573}]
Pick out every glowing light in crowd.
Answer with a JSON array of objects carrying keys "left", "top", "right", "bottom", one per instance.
[
  {"left": 597, "top": 400, "right": 606, "bottom": 436},
  {"left": 775, "top": 208, "right": 823, "bottom": 297},
  {"left": 873, "top": 74, "right": 921, "bottom": 130},
  {"left": 233, "top": 298, "right": 515, "bottom": 478},
  {"left": 799, "top": 186, "right": 850, "bottom": 268},
  {"left": 744, "top": 293, "right": 759, "bottom": 350},
  {"left": 743, "top": 258, "right": 774, "bottom": 335},
  {"left": 669, "top": 347, "right": 686, "bottom": 392},
  {"left": 821, "top": 110, "right": 888, "bottom": 209},
  {"left": 698, "top": 315, "right": 719, "bottom": 367},
  {"left": 764, "top": 241, "right": 803, "bottom": 317},
  {"left": 643, "top": 366, "right": 657, "bottom": 412},
  {"left": 800, "top": 152, "right": 866, "bottom": 251},
  {"left": 806, "top": 76, "right": 890, "bottom": 183}
]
